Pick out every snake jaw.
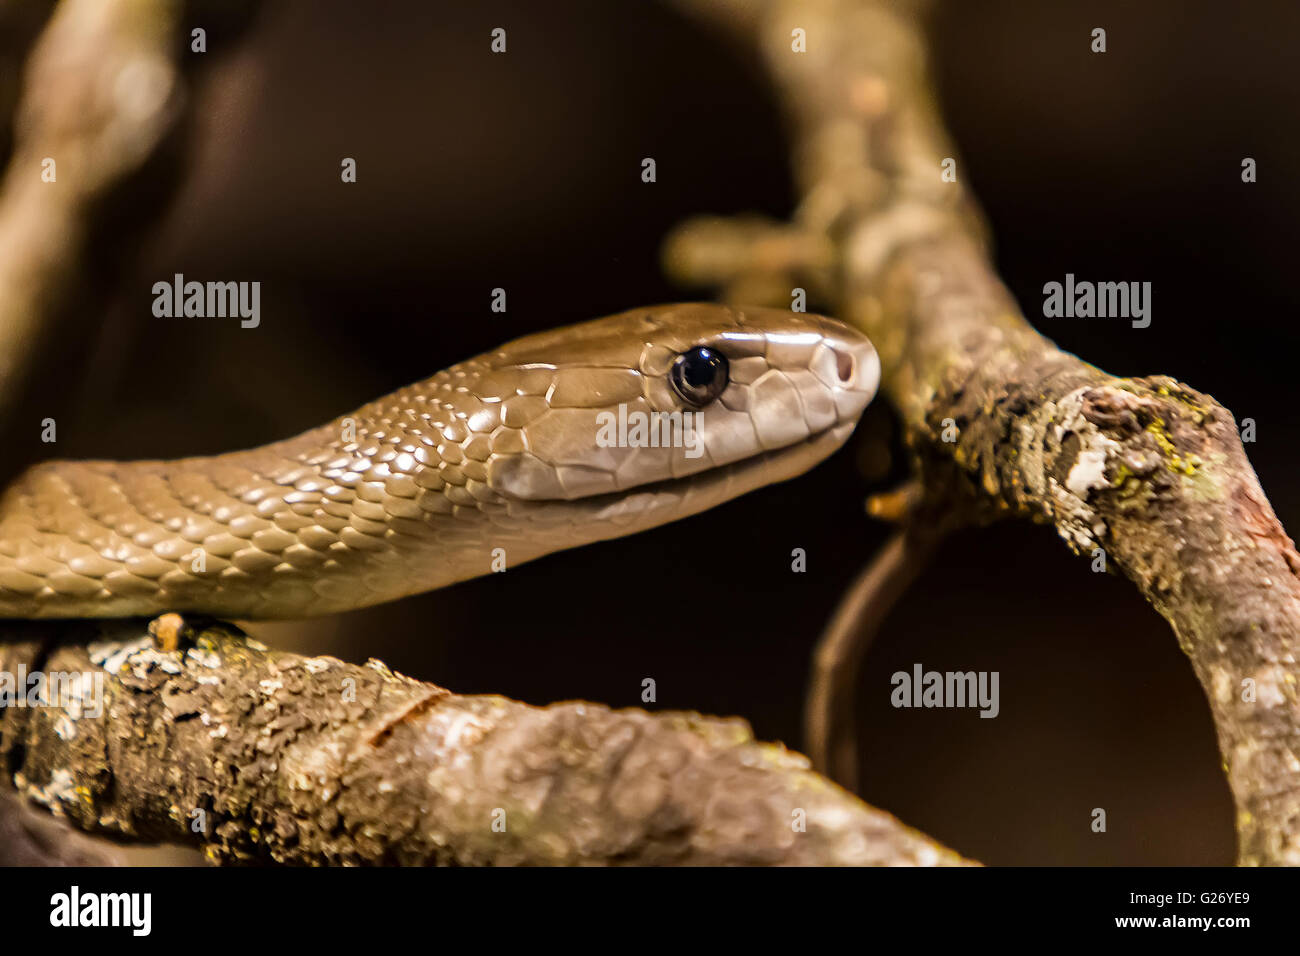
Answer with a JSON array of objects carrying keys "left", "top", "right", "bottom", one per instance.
[{"left": 521, "top": 416, "right": 865, "bottom": 550}]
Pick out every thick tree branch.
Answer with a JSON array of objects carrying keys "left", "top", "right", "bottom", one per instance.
[
  {"left": 0, "top": 622, "right": 971, "bottom": 866},
  {"left": 669, "top": 0, "right": 1300, "bottom": 865}
]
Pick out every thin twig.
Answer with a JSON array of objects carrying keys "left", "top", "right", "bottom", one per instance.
[{"left": 805, "top": 524, "right": 941, "bottom": 790}]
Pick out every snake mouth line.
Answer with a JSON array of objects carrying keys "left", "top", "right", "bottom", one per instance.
[{"left": 553, "top": 420, "right": 858, "bottom": 527}]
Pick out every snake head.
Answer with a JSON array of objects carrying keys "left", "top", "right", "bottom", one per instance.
[{"left": 467, "top": 304, "right": 878, "bottom": 521}]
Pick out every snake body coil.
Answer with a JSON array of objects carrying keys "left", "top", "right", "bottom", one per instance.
[{"left": 0, "top": 305, "right": 878, "bottom": 619}]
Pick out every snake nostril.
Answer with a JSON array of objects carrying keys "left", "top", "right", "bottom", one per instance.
[{"left": 833, "top": 347, "right": 854, "bottom": 384}]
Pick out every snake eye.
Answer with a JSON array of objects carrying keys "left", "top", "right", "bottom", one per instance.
[{"left": 669, "top": 346, "right": 729, "bottom": 407}]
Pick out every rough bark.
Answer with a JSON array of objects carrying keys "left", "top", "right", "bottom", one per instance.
[
  {"left": 668, "top": 0, "right": 1300, "bottom": 865},
  {"left": 0, "top": 622, "right": 970, "bottom": 866}
]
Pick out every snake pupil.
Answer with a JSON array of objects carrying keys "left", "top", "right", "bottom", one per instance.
[{"left": 670, "top": 346, "right": 729, "bottom": 407}]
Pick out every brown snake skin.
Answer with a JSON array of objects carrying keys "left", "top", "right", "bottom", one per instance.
[{"left": 0, "top": 304, "right": 878, "bottom": 619}]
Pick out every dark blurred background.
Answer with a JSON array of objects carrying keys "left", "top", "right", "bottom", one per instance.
[{"left": 13, "top": 0, "right": 1300, "bottom": 864}]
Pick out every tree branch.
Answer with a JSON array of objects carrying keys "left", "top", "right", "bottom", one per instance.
[
  {"left": 0, "top": 0, "right": 185, "bottom": 420},
  {"left": 0, "top": 621, "right": 971, "bottom": 866},
  {"left": 669, "top": 0, "right": 1300, "bottom": 865}
]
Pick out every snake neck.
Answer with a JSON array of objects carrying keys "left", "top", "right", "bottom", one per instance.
[{"left": 0, "top": 365, "right": 534, "bottom": 619}]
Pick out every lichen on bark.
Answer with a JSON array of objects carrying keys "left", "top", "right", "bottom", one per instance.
[{"left": 0, "top": 622, "right": 971, "bottom": 866}]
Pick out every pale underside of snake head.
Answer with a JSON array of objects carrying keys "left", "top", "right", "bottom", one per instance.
[{"left": 0, "top": 304, "right": 878, "bottom": 619}]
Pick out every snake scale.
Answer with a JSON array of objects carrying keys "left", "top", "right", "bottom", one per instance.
[{"left": 0, "top": 304, "right": 878, "bottom": 619}]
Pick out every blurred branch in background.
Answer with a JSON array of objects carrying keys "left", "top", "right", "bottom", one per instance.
[
  {"left": 669, "top": 0, "right": 1300, "bottom": 865},
  {"left": 0, "top": 0, "right": 183, "bottom": 427}
]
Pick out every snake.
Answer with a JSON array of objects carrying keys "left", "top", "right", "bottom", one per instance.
[{"left": 0, "top": 304, "right": 878, "bottom": 620}]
